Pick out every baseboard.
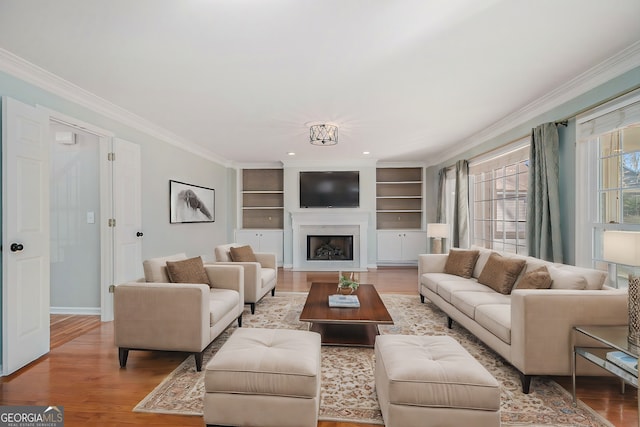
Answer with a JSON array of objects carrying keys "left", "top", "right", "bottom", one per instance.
[{"left": 50, "top": 306, "right": 101, "bottom": 315}]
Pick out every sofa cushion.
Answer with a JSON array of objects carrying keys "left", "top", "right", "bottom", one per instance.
[
  {"left": 554, "top": 265, "right": 606, "bottom": 290},
  {"left": 421, "top": 273, "right": 458, "bottom": 294},
  {"left": 549, "top": 266, "right": 587, "bottom": 290},
  {"left": 450, "top": 291, "right": 511, "bottom": 319},
  {"left": 166, "top": 256, "right": 211, "bottom": 285},
  {"left": 475, "top": 304, "right": 511, "bottom": 344},
  {"left": 209, "top": 288, "right": 242, "bottom": 325},
  {"left": 471, "top": 246, "right": 495, "bottom": 279},
  {"left": 431, "top": 278, "right": 493, "bottom": 303},
  {"left": 143, "top": 253, "right": 187, "bottom": 282},
  {"left": 444, "top": 249, "right": 480, "bottom": 279},
  {"left": 230, "top": 245, "right": 257, "bottom": 262},
  {"left": 478, "top": 253, "right": 526, "bottom": 295},
  {"left": 515, "top": 266, "right": 553, "bottom": 290}
]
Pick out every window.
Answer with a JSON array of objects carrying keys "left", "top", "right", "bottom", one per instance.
[
  {"left": 576, "top": 89, "right": 640, "bottom": 287},
  {"left": 469, "top": 140, "right": 530, "bottom": 254}
]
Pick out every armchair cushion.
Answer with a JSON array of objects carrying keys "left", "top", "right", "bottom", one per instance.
[
  {"left": 230, "top": 245, "right": 257, "bottom": 262},
  {"left": 143, "top": 253, "right": 187, "bottom": 282},
  {"left": 166, "top": 256, "right": 211, "bottom": 286}
]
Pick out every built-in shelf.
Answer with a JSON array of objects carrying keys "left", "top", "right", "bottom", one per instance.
[
  {"left": 242, "top": 169, "right": 284, "bottom": 229},
  {"left": 376, "top": 167, "right": 423, "bottom": 230}
]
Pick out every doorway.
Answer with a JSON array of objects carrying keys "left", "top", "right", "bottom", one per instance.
[{"left": 49, "top": 123, "right": 101, "bottom": 314}]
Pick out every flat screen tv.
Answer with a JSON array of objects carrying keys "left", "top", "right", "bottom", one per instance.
[{"left": 299, "top": 171, "right": 359, "bottom": 208}]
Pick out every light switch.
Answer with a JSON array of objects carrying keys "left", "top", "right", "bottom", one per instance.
[{"left": 87, "top": 211, "right": 95, "bottom": 224}]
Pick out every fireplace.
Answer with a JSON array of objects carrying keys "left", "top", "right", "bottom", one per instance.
[
  {"left": 290, "top": 211, "right": 369, "bottom": 271},
  {"left": 307, "top": 235, "right": 354, "bottom": 261}
]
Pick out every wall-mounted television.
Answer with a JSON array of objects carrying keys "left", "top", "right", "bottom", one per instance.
[{"left": 299, "top": 171, "right": 359, "bottom": 208}]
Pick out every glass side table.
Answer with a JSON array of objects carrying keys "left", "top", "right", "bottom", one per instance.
[{"left": 572, "top": 325, "right": 638, "bottom": 425}]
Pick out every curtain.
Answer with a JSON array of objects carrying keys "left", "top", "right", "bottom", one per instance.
[
  {"left": 527, "top": 122, "right": 563, "bottom": 262},
  {"left": 436, "top": 167, "right": 446, "bottom": 223},
  {"left": 453, "top": 160, "right": 469, "bottom": 248}
]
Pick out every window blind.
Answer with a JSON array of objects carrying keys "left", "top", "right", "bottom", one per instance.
[{"left": 577, "top": 89, "right": 640, "bottom": 141}]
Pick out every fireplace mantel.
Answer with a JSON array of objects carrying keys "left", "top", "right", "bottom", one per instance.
[{"left": 290, "top": 211, "right": 370, "bottom": 271}]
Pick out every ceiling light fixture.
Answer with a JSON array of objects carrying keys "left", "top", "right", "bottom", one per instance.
[{"left": 310, "top": 124, "right": 338, "bottom": 146}]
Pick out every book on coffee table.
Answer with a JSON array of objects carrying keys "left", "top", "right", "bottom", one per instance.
[
  {"left": 605, "top": 351, "right": 638, "bottom": 376},
  {"left": 328, "top": 294, "right": 360, "bottom": 308}
]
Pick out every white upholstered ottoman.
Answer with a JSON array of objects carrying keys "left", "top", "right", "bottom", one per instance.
[
  {"left": 375, "top": 335, "right": 501, "bottom": 427},
  {"left": 204, "top": 328, "right": 321, "bottom": 427}
]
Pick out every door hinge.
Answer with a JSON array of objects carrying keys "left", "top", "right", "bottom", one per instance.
[
  {"left": 108, "top": 218, "right": 116, "bottom": 227},
  {"left": 108, "top": 152, "right": 115, "bottom": 161},
  {"left": 109, "top": 285, "right": 116, "bottom": 293}
]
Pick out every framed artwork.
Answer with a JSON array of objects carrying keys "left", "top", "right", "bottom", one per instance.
[{"left": 170, "top": 180, "right": 215, "bottom": 223}]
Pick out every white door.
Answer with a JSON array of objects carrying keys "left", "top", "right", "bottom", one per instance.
[
  {"left": 2, "top": 97, "right": 50, "bottom": 375},
  {"left": 110, "top": 138, "right": 142, "bottom": 319}
]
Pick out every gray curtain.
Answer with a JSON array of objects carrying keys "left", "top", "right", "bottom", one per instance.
[
  {"left": 527, "top": 122, "right": 563, "bottom": 262},
  {"left": 453, "top": 160, "right": 469, "bottom": 248},
  {"left": 436, "top": 167, "right": 446, "bottom": 223}
]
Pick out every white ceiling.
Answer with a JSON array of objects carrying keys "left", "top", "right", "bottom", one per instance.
[{"left": 0, "top": 0, "right": 639, "bottom": 166}]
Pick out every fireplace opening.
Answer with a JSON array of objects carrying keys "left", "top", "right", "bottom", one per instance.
[{"left": 307, "top": 235, "right": 354, "bottom": 261}]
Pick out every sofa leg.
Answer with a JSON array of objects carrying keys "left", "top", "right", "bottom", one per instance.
[
  {"left": 194, "top": 352, "right": 204, "bottom": 372},
  {"left": 271, "top": 287, "right": 276, "bottom": 297},
  {"left": 237, "top": 315, "right": 243, "bottom": 327},
  {"left": 520, "top": 373, "right": 533, "bottom": 394},
  {"left": 118, "top": 348, "right": 129, "bottom": 368},
  {"left": 250, "top": 303, "right": 256, "bottom": 314},
  {"left": 446, "top": 316, "right": 453, "bottom": 329},
  {"left": 420, "top": 294, "right": 425, "bottom": 304}
]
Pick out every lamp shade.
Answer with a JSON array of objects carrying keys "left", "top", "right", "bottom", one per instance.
[
  {"left": 427, "top": 223, "right": 448, "bottom": 239},
  {"left": 603, "top": 231, "right": 640, "bottom": 266}
]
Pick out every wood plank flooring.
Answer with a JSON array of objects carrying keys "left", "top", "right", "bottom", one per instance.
[{"left": 1, "top": 267, "right": 637, "bottom": 426}]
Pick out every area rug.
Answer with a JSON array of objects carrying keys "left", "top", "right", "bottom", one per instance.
[{"left": 134, "top": 292, "right": 613, "bottom": 426}]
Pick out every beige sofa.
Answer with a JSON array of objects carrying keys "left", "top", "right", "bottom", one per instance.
[
  {"left": 114, "top": 253, "right": 244, "bottom": 371},
  {"left": 213, "top": 243, "right": 277, "bottom": 314},
  {"left": 418, "top": 246, "right": 628, "bottom": 393}
]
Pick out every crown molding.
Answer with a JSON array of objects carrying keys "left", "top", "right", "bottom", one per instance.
[
  {"left": 0, "top": 48, "right": 232, "bottom": 167},
  {"left": 427, "top": 41, "right": 640, "bottom": 167}
]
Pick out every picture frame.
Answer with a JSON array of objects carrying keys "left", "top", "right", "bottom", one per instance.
[{"left": 169, "top": 180, "right": 215, "bottom": 223}]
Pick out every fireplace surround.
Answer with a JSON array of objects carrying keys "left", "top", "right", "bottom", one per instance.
[{"left": 291, "top": 211, "right": 369, "bottom": 271}]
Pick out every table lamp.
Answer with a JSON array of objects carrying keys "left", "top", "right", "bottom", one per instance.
[
  {"left": 427, "top": 223, "right": 449, "bottom": 254},
  {"left": 603, "top": 230, "right": 640, "bottom": 349}
]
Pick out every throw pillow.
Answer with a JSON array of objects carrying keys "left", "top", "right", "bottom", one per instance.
[
  {"left": 515, "top": 266, "right": 553, "bottom": 290},
  {"left": 477, "top": 253, "right": 526, "bottom": 295},
  {"left": 165, "top": 256, "right": 210, "bottom": 285},
  {"left": 549, "top": 267, "right": 588, "bottom": 290},
  {"left": 229, "top": 245, "right": 257, "bottom": 262},
  {"left": 443, "top": 249, "right": 480, "bottom": 279}
]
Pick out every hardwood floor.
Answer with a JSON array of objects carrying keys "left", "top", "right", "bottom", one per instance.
[{"left": 1, "top": 267, "right": 637, "bottom": 426}]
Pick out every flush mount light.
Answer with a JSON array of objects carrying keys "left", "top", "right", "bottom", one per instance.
[{"left": 309, "top": 124, "right": 338, "bottom": 146}]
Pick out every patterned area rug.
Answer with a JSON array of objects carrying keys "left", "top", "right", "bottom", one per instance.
[{"left": 134, "top": 292, "right": 613, "bottom": 426}]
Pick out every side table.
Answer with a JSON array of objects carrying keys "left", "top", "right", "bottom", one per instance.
[{"left": 572, "top": 325, "right": 638, "bottom": 425}]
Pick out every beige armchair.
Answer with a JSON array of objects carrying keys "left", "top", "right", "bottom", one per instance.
[
  {"left": 213, "top": 243, "right": 277, "bottom": 314},
  {"left": 114, "top": 253, "right": 244, "bottom": 371}
]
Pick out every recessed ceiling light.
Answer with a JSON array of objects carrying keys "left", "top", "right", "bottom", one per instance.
[
  {"left": 287, "top": 152, "right": 296, "bottom": 156},
  {"left": 363, "top": 151, "right": 371, "bottom": 155}
]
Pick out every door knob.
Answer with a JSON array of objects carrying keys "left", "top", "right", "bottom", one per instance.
[
  {"left": 10, "top": 243, "right": 24, "bottom": 252},
  {"left": 136, "top": 232, "right": 144, "bottom": 237}
]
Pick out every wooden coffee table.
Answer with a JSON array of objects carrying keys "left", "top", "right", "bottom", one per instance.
[{"left": 299, "top": 282, "right": 393, "bottom": 347}]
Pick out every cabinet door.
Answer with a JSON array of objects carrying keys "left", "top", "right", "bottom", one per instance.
[
  {"left": 235, "top": 230, "right": 283, "bottom": 266},
  {"left": 235, "top": 230, "right": 262, "bottom": 249},
  {"left": 256, "top": 230, "right": 283, "bottom": 266},
  {"left": 401, "top": 232, "right": 428, "bottom": 262},
  {"left": 377, "top": 231, "right": 403, "bottom": 262}
]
